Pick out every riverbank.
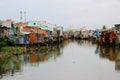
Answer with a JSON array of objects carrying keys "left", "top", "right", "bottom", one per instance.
[{"left": 1, "top": 39, "right": 120, "bottom": 80}]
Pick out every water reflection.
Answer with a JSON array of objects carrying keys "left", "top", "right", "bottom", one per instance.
[
  {"left": 1, "top": 40, "right": 120, "bottom": 80},
  {"left": 21, "top": 44, "right": 64, "bottom": 67},
  {"left": 76, "top": 40, "right": 96, "bottom": 46},
  {"left": 65, "top": 40, "right": 120, "bottom": 71},
  {"left": 95, "top": 45, "right": 120, "bottom": 71},
  {"left": 0, "top": 42, "right": 65, "bottom": 79},
  {"left": 0, "top": 54, "right": 22, "bottom": 79}
]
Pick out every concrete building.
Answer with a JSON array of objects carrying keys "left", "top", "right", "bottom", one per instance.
[
  {"left": 0, "top": 19, "right": 15, "bottom": 36},
  {"left": 38, "top": 21, "right": 56, "bottom": 28},
  {"left": 56, "top": 26, "right": 63, "bottom": 36},
  {"left": 28, "top": 21, "right": 38, "bottom": 27}
]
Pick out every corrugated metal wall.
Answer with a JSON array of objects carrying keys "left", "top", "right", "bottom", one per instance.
[{"left": 28, "top": 33, "right": 37, "bottom": 43}]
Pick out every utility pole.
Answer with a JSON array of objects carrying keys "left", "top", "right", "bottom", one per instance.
[
  {"left": 24, "top": 11, "right": 26, "bottom": 22},
  {"left": 20, "top": 11, "right": 23, "bottom": 22}
]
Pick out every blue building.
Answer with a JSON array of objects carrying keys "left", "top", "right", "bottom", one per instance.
[
  {"left": 28, "top": 21, "right": 38, "bottom": 26},
  {"left": 38, "top": 25, "right": 54, "bottom": 32}
]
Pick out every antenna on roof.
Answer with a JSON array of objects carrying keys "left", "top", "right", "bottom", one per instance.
[
  {"left": 24, "top": 11, "right": 26, "bottom": 22},
  {"left": 20, "top": 11, "right": 23, "bottom": 22}
]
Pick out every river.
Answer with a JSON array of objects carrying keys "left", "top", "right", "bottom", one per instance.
[{"left": 0, "top": 40, "right": 120, "bottom": 80}]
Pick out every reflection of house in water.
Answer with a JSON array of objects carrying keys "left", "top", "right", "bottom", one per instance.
[
  {"left": 115, "top": 53, "right": 120, "bottom": 71},
  {"left": 99, "top": 46, "right": 120, "bottom": 61},
  {"left": 29, "top": 53, "right": 37, "bottom": 63},
  {"left": 109, "top": 49, "right": 116, "bottom": 61},
  {"left": 23, "top": 55, "right": 29, "bottom": 63},
  {"left": 39, "top": 52, "right": 48, "bottom": 62},
  {"left": 99, "top": 46, "right": 116, "bottom": 61},
  {"left": 0, "top": 41, "right": 64, "bottom": 69},
  {"left": 76, "top": 40, "right": 95, "bottom": 46},
  {"left": 97, "top": 45, "right": 120, "bottom": 71},
  {"left": 99, "top": 46, "right": 110, "bottom": 59},
  {"left": 63, "top": 40, "right": 70, "bottom": 45},
  {"left": 0, "top": 54, "right": 22, "bottom": 78},
  {"left": 20, "top": 43, "right": 64, "bottom": 66}
]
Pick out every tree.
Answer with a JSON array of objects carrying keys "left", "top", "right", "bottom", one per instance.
[
  {"left": 0, "top": 36, "right": 15, "bottom": 49},
  {"left": 102, "top": 25, "right": 107, "bottom": 30}
]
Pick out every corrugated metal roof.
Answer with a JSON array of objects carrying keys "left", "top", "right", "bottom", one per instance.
[
  {"left": 38, "top": 25, "right": 54, "bottom": 31},
  {"left": 21, "top": 26, "right": 48, "bottom": 35}
]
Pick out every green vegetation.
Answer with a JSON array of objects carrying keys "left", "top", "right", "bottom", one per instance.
[
  {"left": 0, "top": 36, "right": 15, "bottom": 49},
  {"left": 0, "top": 46, "right": 22, "bottom": 53},
  {"left": 102, "top": 25, "right": 107, "bottom": 30}
]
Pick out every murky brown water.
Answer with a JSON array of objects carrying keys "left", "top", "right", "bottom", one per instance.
[{"left": 0, "top": 40, "right": 120, "bottom": 80}]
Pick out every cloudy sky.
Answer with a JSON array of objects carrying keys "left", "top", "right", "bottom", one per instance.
[{"left": 0, "top": 0, "right": 120, "bottom": 30}]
